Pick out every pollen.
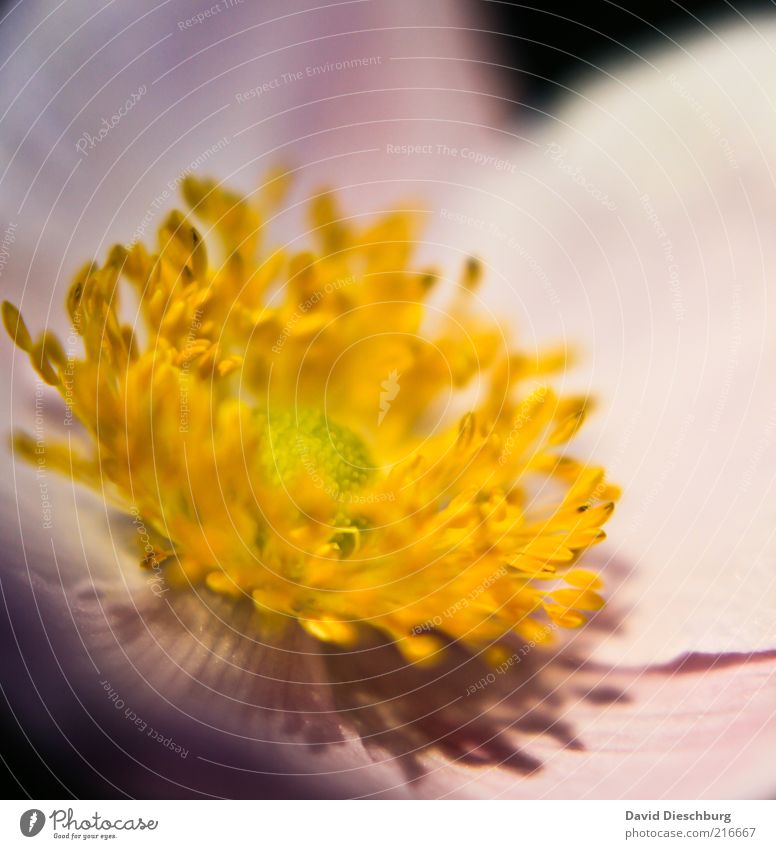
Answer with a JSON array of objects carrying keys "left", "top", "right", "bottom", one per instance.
[{"left": 4, "top": 172, "right": 619, "bottom": 666}]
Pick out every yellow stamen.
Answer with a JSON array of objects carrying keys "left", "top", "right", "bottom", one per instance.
[{"left": 4, "top": 175, "right": 619, "bottom": 664}]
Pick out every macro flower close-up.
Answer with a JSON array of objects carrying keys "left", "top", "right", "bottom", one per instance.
[{"left": 1, "top": 0, "right": 776, "bottom": 813}]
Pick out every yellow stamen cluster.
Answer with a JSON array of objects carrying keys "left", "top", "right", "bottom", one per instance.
[{"left": 3, "top": 173, "right": 618, "bottom": 666}]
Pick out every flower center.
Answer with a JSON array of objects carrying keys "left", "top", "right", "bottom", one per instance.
[{"left": 262, "top": 408, "right": 374, "bottom": 498}]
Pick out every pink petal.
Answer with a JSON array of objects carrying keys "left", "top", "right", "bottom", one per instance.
[{"left": 420, "top": 652, "right": 776, "bottom": 799}]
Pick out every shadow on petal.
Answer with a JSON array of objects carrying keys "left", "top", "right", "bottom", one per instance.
[
  {"left": 321, "top": 626, "right": 626, "bottom": 789},
  {"left": 7, "top": 555, "right": 776, "bottom": 799}
]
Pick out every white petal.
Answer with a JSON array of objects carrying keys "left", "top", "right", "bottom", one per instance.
[
  {"left": 435, "top": 18, "right": 776, "bottom": 664},
  {"left": 4, "top": 0, "right": 775, "bottom": 799},
  {"left": 0, "top": 0, "right": 504, "bottom": 327}
]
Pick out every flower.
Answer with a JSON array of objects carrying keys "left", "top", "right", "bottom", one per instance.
[
  {"left": 2, "top": 0, "right": 776, "bottom": 800},
  {"left": 4, "top": 176, "right": 618, "bottom": 667}
]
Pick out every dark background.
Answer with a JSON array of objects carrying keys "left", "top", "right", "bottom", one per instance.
[
  {"left": 483, "top": 0, "right": 774, "bottom": 110},
  {"left": 1, "top": 0, "right": 774, "bottom": 800}
]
